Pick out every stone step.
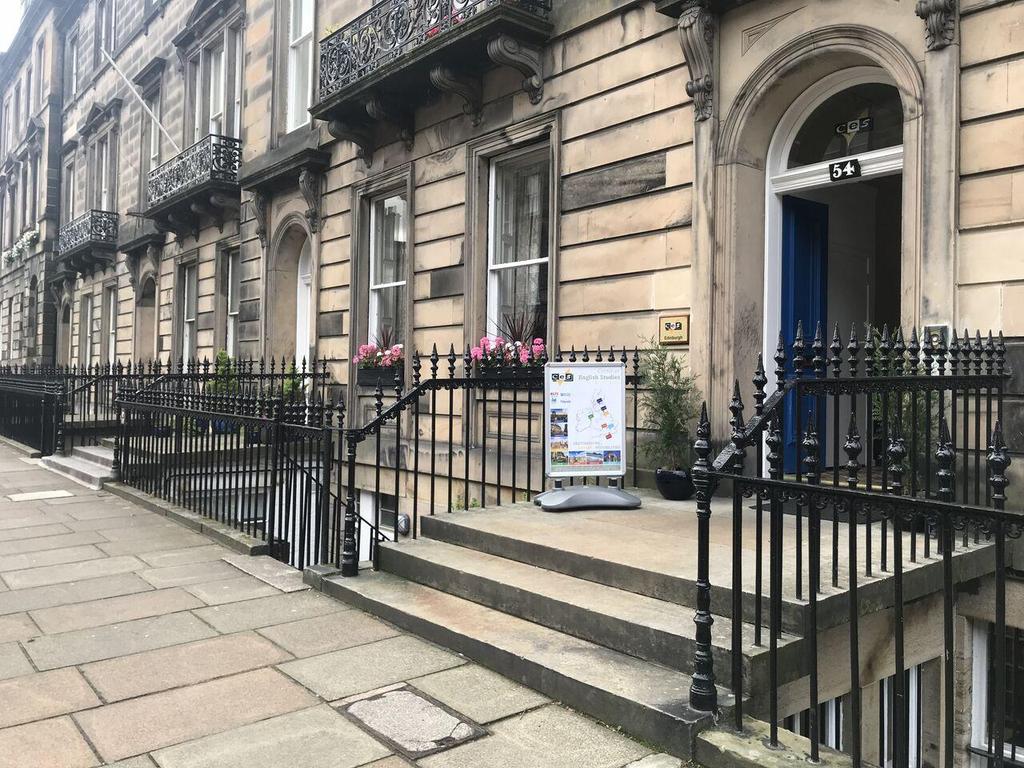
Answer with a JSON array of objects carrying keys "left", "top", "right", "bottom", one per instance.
[
  {"left": 318, "top": 569, "right": 724, "bottom": 760},
  {"left": 379, "top": 538, "right": 803, "bottom": 691},
  {"left": 420, "top": 510, "right": 813, "bottom": 633},
  {"left": 71, "top": 445, "right": 115, "bottom": 468},
  {"left": 40, "top": 453, "right": 115, "bottom": 490}
]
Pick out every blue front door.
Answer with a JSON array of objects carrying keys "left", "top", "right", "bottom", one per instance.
[{"left": 781, "top": 195, "right": 828, "bottom": 473}]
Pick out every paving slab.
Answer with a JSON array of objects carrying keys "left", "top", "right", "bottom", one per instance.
[
  {"left": 256, "top": 610, "right": 398, "bottom": 658},
  {"left": 6, "top": 490, "right": 74, "bottom": 502},
  {"left": 410, "top": 664, "right": 549, "bottom": 725},
  {"left": 74, "top": 668, "right": 318, "bottom": 763},
  {"left": 0, "top": 514, "right": 60, "bottom": 530},
  {"left": 82, "top": 631, "right": 292, "bottom": 702},
  {"left": 278, "top": 635, "right": 465, "bottom": 701},
  {"left": 0, "top": 612, "right": 39, "bottom": 642},
  {"left": 0, "top": 572, "right": 152, "bottom": 616},
  {"left": 151, "top": 704, "right": 391, "bottom": 768},
  {"left": 138, "top": 560, "right": 244, "bottom": 589},
  {"left": 358, "top": 758, "right": 416, "bottom": 768},
  {"left": 0, "top": 544, "right": 106, "bottom": 573},
  {"left": 2, "top": 555, "right": 146, "bottom": 591},
  {"left": 344, "top": 686, "right": 485, "bottom": 759},
  {"left": 106, "top": 758, "right": 158, "bottom": 768},
  {"left": 183, "top": 575, "right": 280, "bottom": 605},
  {"left": 0, "top": 716, "right": 99, "bottom": 768},
  {"left": 0, "top": 523, "right": 70, "bottom": 542},
  {"left": 67, "top": 505, "right": 147, "bottom": 521},
  {"left": 29, "top": 588, "right": 204, "bottom": 635},
  {"left": 624, "top": 755, "right": 684, "bottom": 768},
  {"left": 65, "top": 513, "right": 162, "bottom": 532},
  {"left": 194, "top": 591, "right": 346, "bottom": 633},
  {"left": 23, "top": 611, "right": 218, "bottom": 670},
  {"left": 0, "top": 667, "right": 101, "bottom": 728},
  {"left": 96, "top": 521, "right": 182, "bottom": 541},
  {"left": 0, "top": 641, "right": 33, "bottom": 680},
  {"left": 0, "top": 530, "right": 107, "bottom": 556},
  {"left": 139, "top": 545, "right": 232, "bottom": 568},
  {"left": 418, "top": 704, "right": 651, "bottom": 768},
  {"left": 98, "top": 531, "right": 213, "bottom": 557},
  {"left": 221, "top": 554, "right": 308, "bottom": 592}
]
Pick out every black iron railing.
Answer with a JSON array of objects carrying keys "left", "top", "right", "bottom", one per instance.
[
  {"left": 57, "top": 210, "right": 119, "bottom": 255},
  {"left": 318, "top": 0, "right": 551, "bottom": 101},
  {"left": 690, "top": 323, "right": 1016, "bottom": 768},
  {"left": 147, "top": 134, "right": 242, "bottom": 210},
  {"left": 0, "top": 378, "right": 63, "bottom": 454}
]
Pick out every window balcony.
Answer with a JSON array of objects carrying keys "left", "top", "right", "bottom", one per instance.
[
  {"left": 56, "top": 210, "right": 119, "bottom": 276},
  {"left": 313, "top": 0, "right": 551, "bottom": 161},
  {"left": 144, "top": 133, "right": 242, "bottom": 238}
]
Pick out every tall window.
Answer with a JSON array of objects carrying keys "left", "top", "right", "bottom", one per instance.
[
  {"left": 24, "top": 66, "right": 32, "bottom": 119},
  {"left": 96, "top": 0, "right": 116, "bottom": 59},
  {"left": 207, "top": 45, "right": 225, "bottom": 135},
  {"left": 28, "top": 154, "right": 38, "bottom": 225},
  {"left": 66, "top": 34, "right": 79, "bottom": 99},
  {"left": 225, "top": 247, "right": 240, "bottom": 356},
  {"left": 62, "top": 159, "right": 76, "bottom": 223},
  {"left": 94, "top": 135, "right": 112, "bottom": 210},
  {"left": 180, "top": 262, "right": 198, "bottom": 360},
  {"left": 79, "top": 295, "right": 93, "bottom": 368},
  {"left": 141, "top": 91, "right": 161, "bottom": 200},
  {"left": 34, "top": 38, "right": 45, "bottom": 108},
  {"left": 25, "top": 276, "right": 37, "bottom": 356},
  {"left": 188, "top": 27, "right": 243, "bottom": 143},
  {"left": 2, "top": 98, "right": 10, "bottom": 154},
  {"left": 368, "top": 192, "right": 407, "bottom": 346},
  {"left": 487, "top": 146, "right": 550, "bottom": 341},
  {"left": 286, "top": 0, "right": 313, "bottom": 132},
  {"left": 104, "top": 286, "right": 117, "bottom": 365},
  {"left": 13, "top": 83, "right": 20, "bottom": 136}
]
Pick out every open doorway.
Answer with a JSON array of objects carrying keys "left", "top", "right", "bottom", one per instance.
[{"left": 763, "top": 69, "right": 905, "bottom": 472}]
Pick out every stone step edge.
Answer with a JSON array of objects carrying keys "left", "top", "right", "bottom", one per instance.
[
  {"left": 104, "top": 481, "right": 270, "bottom": 558},
  {"left": 39, "top": 455, "right": 113, "bottom": 491},
  {"left": 305, "top": 566, "right": 721, "bottom": 760},
  {"left": 696, "top": 717, "right": 852, "bottom": 768}
]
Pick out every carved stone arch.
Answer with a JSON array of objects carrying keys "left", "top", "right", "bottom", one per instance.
[
  {"left": 264, "top": 213, "right": 316, "bottom": 361},
  {"left": 695, "top": 25, "right": 925, "bottom": 437},
  {"left": 130, "top": 246, "right": 160, "bottom": 303}
]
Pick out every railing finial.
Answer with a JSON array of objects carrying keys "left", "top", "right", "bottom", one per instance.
[
  {"left": 936, "top": 417, "right": 956, "bottom": 502},
  {"left": 988, "top": 421, "right": 1010, "bottom": 511},
  {"left": 847, "top": 323, "right": 860, "bottom": 377},
  {"left": 844, "top": 410, "right": 862, "bottom": 489}
]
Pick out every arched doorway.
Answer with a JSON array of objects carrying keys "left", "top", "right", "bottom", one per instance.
[
  {"left": 57, "top": 301, "right": 72, "bottom": 366},
  {"left": 267, "top": 223, "right": 314, "bottom": 363},
  {"left": 134, "top": 276, "right": 157, "bottom": 363},
  {"left": 762, "top": 68, "right": 905, "bottom": 469}
]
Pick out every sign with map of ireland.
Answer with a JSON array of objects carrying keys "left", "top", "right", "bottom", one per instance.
[{"left": 544, "top": 361, "right": 627, "bottom": 479}]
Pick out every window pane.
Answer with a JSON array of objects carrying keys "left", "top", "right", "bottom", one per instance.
[
  {"left": 495, "top": 263, "right": 547, "bottom": 338},
  {"left": 370, "top": 284, "right": 404, "bottom": 345},
  {"left": 787, "top": 83, "right": 903, "bottom": 169},
  {"left": 371, "top": 194, "right": 407, "bottom": 286},
  {"left": 184, "top": 265, "right": 197, "bottom": 319},
  {"left": 228, "top": 250, "right": 240, "bottom": 313},
  {"left": 493, "top": 152, "right": 549, "bottom": 266}
]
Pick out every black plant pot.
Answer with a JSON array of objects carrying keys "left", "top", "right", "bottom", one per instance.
[
  {"left": 357, "top": 365, "right": 404, "bottom": 388},
  {"left": 655, "top": 467, "right": 695, "bottom": 501}
]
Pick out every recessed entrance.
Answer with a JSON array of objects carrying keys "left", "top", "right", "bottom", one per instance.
[{"left": 763, "top": 68, "right": 904, "bottom": 471}]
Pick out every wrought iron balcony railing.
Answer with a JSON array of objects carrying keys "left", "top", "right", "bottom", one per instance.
[
  {"left": 146, "top": 134, "right": 242, "bottom": 212},
  {"left": 318, "top": 0, "right": 551, "bottom": 103},
  {"left": 57, "top": 210, "right": 119, "bottom": 257}
]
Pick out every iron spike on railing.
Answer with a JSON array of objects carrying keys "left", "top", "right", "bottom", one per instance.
[
  {"left": 752, "top": 355, "right": 767, "bottom": 415},
  {"left": 766, "top": 411, "right": 783, "bottom": 479},
  {"left": 802, "top": 412, "right": 820, "bottom": 484},
  {"left": 908, "top": 327, "right": 920, "bottom": 374},
  {"left": 374, "top": 381, "right": 384, "bottom": 416},
  {"left": 811, "top": 322, "right": 826, "bottom": 377},
  {"left": 793, "top": 320, "right": 806, "bottom": 377},
  {"left": 595, "top": 346, "right": 603, "bottom": 362},
  {"left": 878, "top": 325, "right": 891, "bottom": 376},
  {"left": 985, "top": 331, "right": 996, "bottom": 375},
  {"left": 887, "top": 427, "right": 906, "bottom": 496},
  {"left": 582, "top": 346, "right": 590, "bottom": 362},
  {"left": 569, "top": 346, "right": 577, "bottom": 363},
  {"left": 844, "top": 411, "right": 862, "bottom": 489},
  {"left": 729, "top": 380, "right": 746, "bottom": 472},
  {"left": 922, "top": 327, "right": 934, "bottom": 376},
  {"left": 774, "top": 331, "right": 786, "bottom": 389},
  {"left": 974, "top": 330, "right": 984, "bottom": 376},
  {"left": 829, "top": 323, "right": 842, "bottom": 378},
  {"left": 892, "top": 327, "right": 905, "bottom": 376},
  {"left": 413, "top": 350, "right": 422, "bottom": 386},
  {"left": 847, "top": 323, "right": 860, "bottom": 378},
  {"left": 936, "top": 418, "right": 956, "bottom": 502},
  {"left": 863, "top": 323, "right": 876, "bottom": 377},
  {"left": 996, "top": 331, "right": 1007, "bottom": 377},
  {"left": 988, "top": 421, "right": 1010, "bottom": 511},
  {"left": 447, "top": 344, "right": 457, "bottom": 380},
  {"left": 430, "top": 344, "right": 439, "bottom": 380},
  {"left": 948, "top": 329, "right": 960, "bottom": 376},
  {"left": 688, "top": 401, "right": 717, "bottom": 713}
]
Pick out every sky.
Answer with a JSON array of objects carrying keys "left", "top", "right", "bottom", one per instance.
[{"left": 0, "top": 3, "right": 26, "bottom": 54}]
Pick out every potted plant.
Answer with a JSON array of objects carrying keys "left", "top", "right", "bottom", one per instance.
[
  {"left": 354, "top": 329, "right": 404, "bottom": 387},
  {"left": 208, "top": 350, "right": 240, "bottom": 434},
  {"left": 472, "top": 310, "right": 547, "bottom": 379},
  {"left": 640, "top": 342, "right": 701, "bottom": 501}
]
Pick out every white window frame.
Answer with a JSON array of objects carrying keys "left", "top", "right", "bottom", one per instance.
[
  {"left": 95, "top": 135, "right": 111, "bottom": 210},
  {"left": 34, "top": 38, "right": 45, "bottom": 108},
  {"left": 104, "top": 285, "right": 117, "bottom": 365},
  {"left": 207, "top": 45, "right": 225, "bottom": 136},
  {"left": 181, "top": 263, "right": 198, "bottom": 360},
  {"left": 485, "top": 144, "right": 551, "bottom": 338},
  {"left": 68, "top": 34, "right": 79, "bottom": 98},
  {"left": 225, "top": 247, "right": 240, "bottom": 356},
  {"left": 146, "top": 92, "right": 161, "bottom": 170},
  {"left": 367, "top": 191, "right": 408, "bottom": 346},
  {"left": 285, "top": 0, "right": 313, "bottom": 132},
  {"left": 63, "top": 160, "right": 76, "bottom": 223},
  {"left": 231, "top": 28, "right": 243, "bottom": 138},
  {"left": 970, "top": 621, "right": 1024, "bottom": 767}
]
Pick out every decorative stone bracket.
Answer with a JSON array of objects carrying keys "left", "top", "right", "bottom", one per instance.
[
  {"left": 487, "top": 34, "right": 544, "bottom": 105},
  {"left": 365, "top": 94, "right": 415, "bottom": 150},
  {"left": 915, "top": 0, "right": 956, "bottom": 51},
  {"left": 677, "top": 0, "right": 716, "bottom": 122},
  {"left": 298, "top": 169, "right": 323, "bottom": 234},
  {"left": 430, "top": 65, "right": 483, "bottom": 126},
  {"left": 328, "top": 120, "right": 375, "bottom": 167},
  {"left": 251, "top": 192, "right": 269, "bottom": 250}
]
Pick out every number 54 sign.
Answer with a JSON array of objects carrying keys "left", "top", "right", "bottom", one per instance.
[{"left": 829, "top": 158, "right": 862, "bottom": 182}]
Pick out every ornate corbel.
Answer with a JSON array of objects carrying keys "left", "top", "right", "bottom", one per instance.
[
  {"left": 677, "top": 0, "right": 715, "bottom": 122},
  {"left": 487, "top": 35, "right": 543, "bottom": 105},
  {"left": 364, "top": 94, "right": 414, "bottom": 150},
  {"left": 327, "top": 120, "right": 374, "bottom": 166},
  {"left": 298, "top": 169, "right": 322, "bottom": 234},
  {"left": 915, "top": 0, "right": 956, "bottom": 51},
  {"left": 250, "top": 191, "right": 269, "bottom": 250},
  {"left": 429, "top": 65, "right": 482, "bottom": 126}
]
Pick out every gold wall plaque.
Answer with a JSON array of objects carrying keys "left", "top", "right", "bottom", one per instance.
[{"left": 659, "top": 314, "right": 690, "bottom": 345}]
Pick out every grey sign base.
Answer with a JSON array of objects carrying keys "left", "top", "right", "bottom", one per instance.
[{"left": 534, "top": 485, "right": 642, "bottom": 512}]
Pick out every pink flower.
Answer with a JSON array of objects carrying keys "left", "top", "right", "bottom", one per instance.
[
  {"left": 471, "top": 347, "right": 483, "bottom": 361},
  {"left": 480, "top": 337, "right": 490, "bottom": 351},
  {"left": 519, "top": 348, "right": 529, "bottom": 364}
]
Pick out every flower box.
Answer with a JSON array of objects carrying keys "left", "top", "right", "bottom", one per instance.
[{"left": 357, "top": 364, "right": 404, "bottom": 388}]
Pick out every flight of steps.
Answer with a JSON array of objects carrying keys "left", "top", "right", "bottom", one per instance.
[
  {"left": 41, "top": 445, "right": 116, "bottom": 490},
  {"left": 314, "top": 504, "right": 806, "bottom": 761}
]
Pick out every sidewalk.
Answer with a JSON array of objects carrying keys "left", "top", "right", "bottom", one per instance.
[{"left": 0, "top": 443, "right": 679, "bottom": 768}]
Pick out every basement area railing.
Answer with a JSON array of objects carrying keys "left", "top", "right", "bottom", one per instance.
[
  {"left": 0, "top": 378, "right": 63, "bottom": 454},
  {"left": 691, "top": 323, "right": 1017, "bottom": 768}
]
